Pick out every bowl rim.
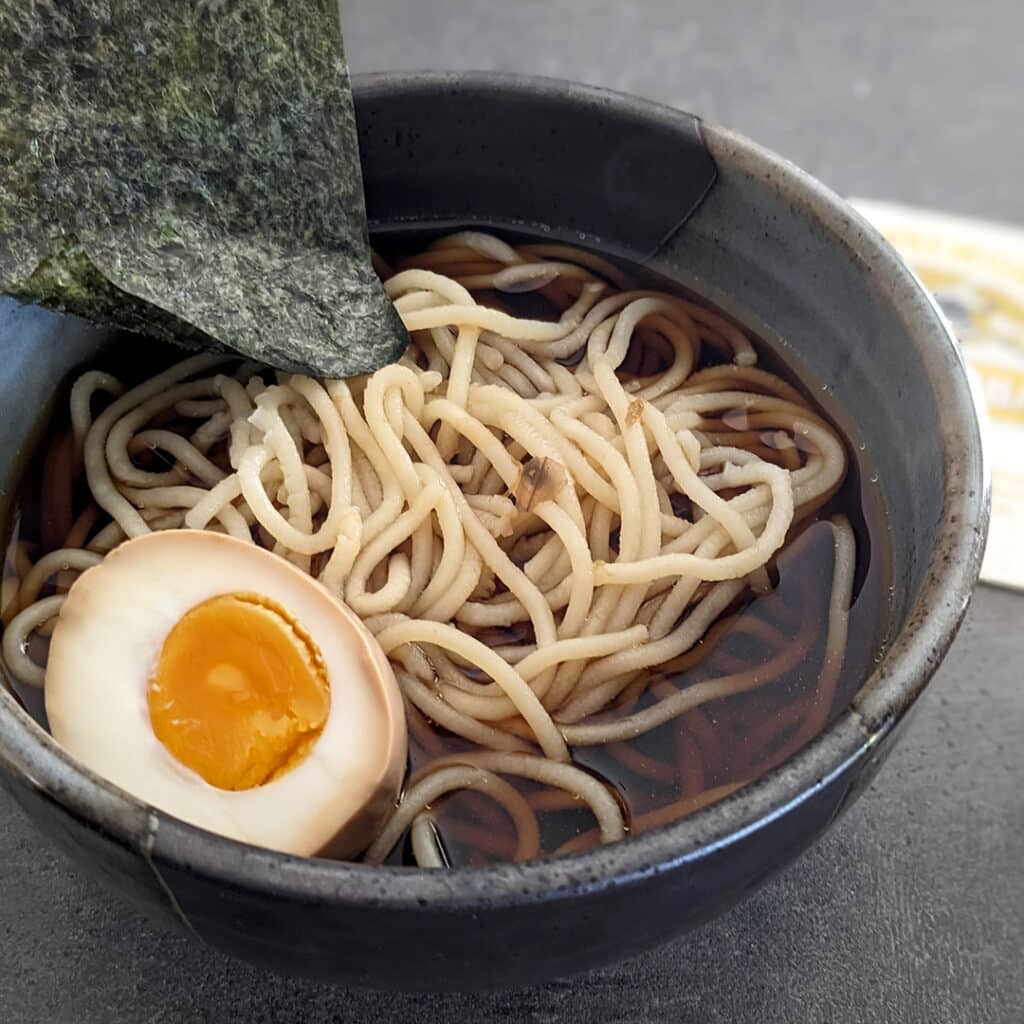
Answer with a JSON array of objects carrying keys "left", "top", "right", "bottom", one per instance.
[{"left": 0, "top": 70, "right": 989, "bottom": 910}]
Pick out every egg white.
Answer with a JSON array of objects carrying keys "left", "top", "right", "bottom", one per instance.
[{"left": 44, "top": 530, "right": 406, "bottom": 858}]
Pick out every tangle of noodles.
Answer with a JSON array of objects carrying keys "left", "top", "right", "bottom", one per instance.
[{"left": 1, "top": 232, "right": 864, "bottom": 868}]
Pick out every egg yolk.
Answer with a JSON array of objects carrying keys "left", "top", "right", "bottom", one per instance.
[{"left": 147, "top": 593, "right": 330, "bottom": 791}]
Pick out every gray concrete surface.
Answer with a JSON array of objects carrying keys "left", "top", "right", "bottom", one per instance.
[{"left": 2, "top": 2, "right": 1022, "bottom": 1021}]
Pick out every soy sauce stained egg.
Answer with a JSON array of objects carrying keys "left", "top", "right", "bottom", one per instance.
[{"left": 44, "top": 530, "right": 406, "bottom": 858}]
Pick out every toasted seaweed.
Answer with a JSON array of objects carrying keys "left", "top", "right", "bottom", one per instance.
[{"left": 0, "top": 0, "right": 408, "bottom": 376}]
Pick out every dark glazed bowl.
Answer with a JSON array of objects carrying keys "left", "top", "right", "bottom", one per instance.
[{"left": 0, "top": 73, "right": 988, "bottom": 990}]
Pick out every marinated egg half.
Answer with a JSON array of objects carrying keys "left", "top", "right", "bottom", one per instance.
[{"left": 44, "top": 530, "right": 406, "bottom": 858}]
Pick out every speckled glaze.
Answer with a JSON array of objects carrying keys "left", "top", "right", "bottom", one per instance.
[{"left": 0, "top": 74, "right": 988, "bottom": 990}]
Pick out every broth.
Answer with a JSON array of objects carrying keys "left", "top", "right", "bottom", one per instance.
[{"left": 0, "top": 233, "right": 891, "bottom": 866}]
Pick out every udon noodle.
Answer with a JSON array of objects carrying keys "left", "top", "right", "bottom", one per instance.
[{"left": 2, "top": 232, "right": 857, "bottom": 866}]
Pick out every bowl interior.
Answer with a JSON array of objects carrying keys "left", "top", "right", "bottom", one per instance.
[{"left": 0, "top": 74, "right": 986, "bottom": 904}]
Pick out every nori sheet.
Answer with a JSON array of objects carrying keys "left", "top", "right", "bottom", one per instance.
[{"left": 0, "top": 0, "right": 408, "bottom": 377}]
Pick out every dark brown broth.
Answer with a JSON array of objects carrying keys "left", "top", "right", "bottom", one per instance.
[{"left": 0, "top": 239, "right": 892, "bottom": 868}]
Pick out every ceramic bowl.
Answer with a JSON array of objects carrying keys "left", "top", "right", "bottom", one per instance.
[{"left": 0, "top": 73, "right": 988, "bottom": 990}]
